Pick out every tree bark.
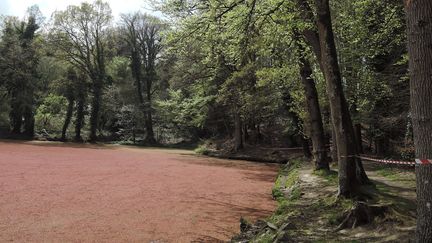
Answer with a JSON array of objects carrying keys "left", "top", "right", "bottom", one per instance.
[
  {"left": 405, "top": 0, "right": 432, "bottom": 241},
  {"left": 75, "top": 96, "right": 85, "bottom": 142},
  {"left": 9, "top": 92, "right": 22, "bottom": 134},
  {"left": 295, "top": 34, "right": 329, "bottom": 170},
  {"left": 61, "top": 97, "right": 74, "bottom": 141},
  {"left": 331, "top": 126, "right": 338, "bottom": 162},
  {"left": 314, "top": 0, "right": 367, "bottom": 197},
  {"left": 354, "top": 123, "right": 363, "bottom": 154},
  {"left": 22, "top": 102, "right": 34, "bottom": 138},
  {"left": 145, "top": 110, "right": 156, "bottom": 144},
  {"left": 144, "top": 78, "right": 156, "bottom": 144},
  {"left": 89, "top": 79, "right": 102, "bottom": 142},
  {"left": 234, "top": 112, "right": 243, "bottom": 151},
  {"left": 302, "top": 138, "right": 313, "bottom": 159}
]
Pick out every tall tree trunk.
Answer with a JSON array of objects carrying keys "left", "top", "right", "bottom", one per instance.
[
  {"left": 75, "top": 97, "right": 85, "bottom": 142},
  {"left": 314, "top": 0, "right": 368, "bottom": 197},
  {"left": 131, "top": 51, "right": 145, "bottom": 105},
  {"left": 302, "top": 138, "right": 313, "bottom": 159},
  {"left": 234, "top": 112, "right": 243, "bottom": 151},
  {"left": 22, "top": 98, "right": 34, "bottom": 138},
  {"left": 9, "top": 92, "right": 22, "bottom": 134},
  {"left": 61, "top": 97, "right": 74, "bottom": 141},
  {"left": 295, "top": 34, "right": 329, "bottom": 170},
  {"left": 89, "top": 80, "right": 102, "bottom": 142},
  {"left": 354, "top": 123, "right": 363, "bottom": 154},
  {"left": 405, "top": 1, "right": 432, "bottom": 241},
  {"left": 351, "top": 102, "right": 364, "bottom": 154},
  {"left": 331, "top": 127, "right": 338, "bottom": 162},
  {"left": 144, "top": 81, "right": 156, "bottom": 144},
  {"left": 298, "top": 0, "right": 368, "bottom": 183},
  {"left": 145, "top": 111, "right": 156, "bottom": 144}
]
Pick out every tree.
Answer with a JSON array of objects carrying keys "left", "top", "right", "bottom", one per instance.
[
  {"left": 0, "top": 11, "right": 40, "bottom": 137},
  {"left": 293, "top": 31, "right": 329, "bottom": 170},
  {"left": 74, "top": 72, "right": 88, "bottom": 141},
  {"left": 51, "top": 0, "right": 112, "bottom": 142},
  {"left": 120, "top": 12, "right": 164, "bottom": 144},
  {"left": 405, "top": 0, "right": 432, "bottom": 241},
  {"left": 313, "top": 0, "right": 368, "bottom": 197},
  {"left": 60, "top": 68, "right": 76, "bottom": 140}
]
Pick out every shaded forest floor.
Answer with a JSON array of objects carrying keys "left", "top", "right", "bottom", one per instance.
[
  {"left": 196, "top": 140, "right": 304, "bottom": 164},
  {"left": 232, "top": 159, "right": 416, "bottom": 242}
]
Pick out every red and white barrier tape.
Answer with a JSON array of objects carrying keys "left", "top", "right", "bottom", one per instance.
[
  {"left": 415, "top": 159, "right": 432, "bottom": 165},
  {"left": 358, "top": 155, "right": 415, "bottom": 166},
  {"left": 346, "top": 155, "right": 432, "bottom": 166}
]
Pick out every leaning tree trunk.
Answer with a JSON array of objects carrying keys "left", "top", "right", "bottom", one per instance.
[
  {"left": 298, "top": 0, "right": 369, "bottom": 182},
  {"left": 89, "top": 79, "right": 102, "bottom": 142},
  {"left": 314, "top": 0, "right": 367, "bottom": 197},
  {"left": 295, "top": 34, "right": 329, "bottom": 170},
  {"left": 405, "top": 0, "right": 432, "bottom": 241},
  {"left": 61, "top": 97, "right": 74, "bottom": 141}
]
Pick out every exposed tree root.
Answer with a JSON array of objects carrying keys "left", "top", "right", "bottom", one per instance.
[{"left": 335, "top": 201, "right": 388, "bottom": 231}]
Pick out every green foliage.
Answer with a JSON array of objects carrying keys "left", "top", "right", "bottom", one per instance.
[
  {"left": 158, "top": 89, "right": 215, "bottom": 130},
  {"left": 194, "top": 144, "right": 210, "bottom": 155},
  {"left": 35, "top": 94, "right": 68, "bottom": 132}
]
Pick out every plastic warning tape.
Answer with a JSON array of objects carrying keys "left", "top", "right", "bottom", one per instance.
[
  {"left": 357, "top": 155, "right": 415, "bottom": 166},
  {"left": 415, "top": 159, "right": 432, "bottom": 165}
]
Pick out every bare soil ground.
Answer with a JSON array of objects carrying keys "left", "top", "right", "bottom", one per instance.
[{"left": 0, "top": 140, "right": 279, "bottom": 242}]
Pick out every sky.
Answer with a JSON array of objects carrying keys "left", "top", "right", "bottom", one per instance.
[{"left": 0, "top": 0, "right": 161, "bottom": 20}]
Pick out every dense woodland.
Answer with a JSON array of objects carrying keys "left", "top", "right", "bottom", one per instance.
[{"left": 0, "top": 0, "right": 431, "bottom": 241}]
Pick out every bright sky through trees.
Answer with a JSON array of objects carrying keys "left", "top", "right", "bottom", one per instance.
[{"left": 0, "top": 0, "right": 158, "bottom": 19}]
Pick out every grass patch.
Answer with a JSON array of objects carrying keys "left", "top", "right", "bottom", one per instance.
[
  {"left": 272, "top": 160, "right": 301, "bottom": 201},
  {"left": 310, "top": 195, "right": 354, "bottom": 226},
  {"left": 194, "top": 144, "right": 210, "bottom": 155},
  {"left": 377, "top": 167, "right": 404, "bottom": 180},
  {"left": 252, "top": 232, "right": 274, "bottom": 243},
  {"left": 267, "top": 159, "right": 303, "bottom": 227},
  {"left": 313, "top": 169, "right": 338, "bottom": 185}
]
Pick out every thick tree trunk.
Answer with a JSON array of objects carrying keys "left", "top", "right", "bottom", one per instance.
[
  {"left": 131, "top": 51, "right": 145, "bottom": 105},
  {"left": 302, "top": 138, "right": 312, "bottom": 159},
  {"left": 405, "top": 1, "right": 432, "bottom": 241},
  {"left": 354, "top": 123, "right": 363, "bottom": 154},
  {"left": 145, "top": 111, "right": 156, "bottom": 144},
  {"left": 61, "top": 97, "right": 74, "bottom": 141},
  {"left": 243, "top": 123, "right": 249, "bottom": 143},
  {"left": 296, "top": 35, "right": 329, "bottom": 170},
  {"left": 75, "top": 97, "right": 85, "bottom": 142},
  {"left": 22, "top": 104, "right": 34, "bottom": 138},
  {"left": 144, "top": 85, "right": 156, "bottom": 144},
  {"left": 234, "top": 112, "right": 243, "bottom": 151},
  {"left": 89, "top": 80, "right": 102, "bottom": 142},
  {"left": 331, "top": 127, "right": 338, "bottom": 162},
  {"left": 9, "top": 92, "right": 22, "bottom": 134},
  {"left": 314, "top": 0, "right": 368, "bottom": 197}
]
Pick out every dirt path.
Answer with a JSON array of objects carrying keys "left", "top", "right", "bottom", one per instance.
[{"left": 0, "top": 141, "right": 279, "bottom": 242}]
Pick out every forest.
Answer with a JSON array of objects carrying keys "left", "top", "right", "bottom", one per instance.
[{"left": 0, "top": 0, "right": 431, "bottom": 242}]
